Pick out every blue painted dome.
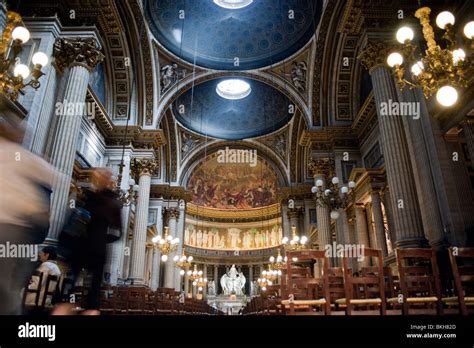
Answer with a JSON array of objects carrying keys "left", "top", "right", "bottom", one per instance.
[
  {"left": 145, "top": 0, "right": 323, "bottom": 70},
  {"left": 173, "top": 77, "right": 293, "bottom": 139}
]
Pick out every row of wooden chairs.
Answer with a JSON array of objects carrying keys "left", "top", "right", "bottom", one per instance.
[
  {"left": 243, "top": 247, "right": 474, "bottom": 316},
  {"left": 22, "top": 272, "right": 60, "bottom": 313}
]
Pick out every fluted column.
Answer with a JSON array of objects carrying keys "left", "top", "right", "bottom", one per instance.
[
  {"left": 314, "top": 175, "right": 332, "bottom": 250},
  {"left": 164, "top": 208, "right": 179, "bottom": 288},
  {"left": 214, "top": 265, "right": 218, "bottom": 295},
  {"left": 46, "top": 38, "right": 104, "bottom": 242},
  {"left": 371, "top": 191, "right": 388, "bottom": 256},
  {"left": 150, "top": 248, "right": 160, "bottom": 290},
  {"left": 287, "top": 208, "right": 303, "bottom": 232},
  {"left": 184, "top": 265, "right": 190, "bottom": 297},
  {"left": 0, "top": 1, "right": 6, "bottom": 33},
  {"left": 381, "top": 188, "right": 396, "bottom": 247},
  {"left": 128, "top": 159, "right": 158, "bottom": 284},
  {"left": 203, "top": 265, "right": 208, "bottom": 299},
  {"left": 174, "top": 202, "right": 186, "bottom": 291},
  {"left": 365, "top": 203, "right": 376, "bottom": 248},
  {"left": 360, "top": 41, "right": 425, "bottom": 248},
  {"left": 463, "top": 118, "right": 474, "bottom": 171},
  {"left": 281, "top": 203, "right": 291, "bottom": 238},
  {"left": 355, "top": 205, "right": 370, "bottom": 267}
]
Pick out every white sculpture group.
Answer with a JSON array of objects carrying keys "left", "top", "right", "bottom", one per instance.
[{"left": 220, "top": 265, "right": 246, "bottom": 296}]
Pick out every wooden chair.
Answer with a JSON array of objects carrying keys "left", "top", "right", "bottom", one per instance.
[
  {"left": 395, "top": 248, "right": 442, "bottom": 315},
  {"left": 126, "top": 287, "right": 147, "bottom": 315},
  {"left": 40, "top": 274, "right": 60, "bottom": 310},
  {"left": 445, "top": 247, "right": 474, "bottom": 315},
  {"left": 340, "top": 248, "right": 386, "bottom": 315},
  {"left": 281, "top": 250, "right": 330, "bottom": 315},
  {"left": 328, "top": 267, "right": 346, "bottom": 314},
  {"left": 99, "top": 287, "right": 116, "bottom": 315},
  {"left": 22, "top": 271, "right": 44, "bottom": 311}
]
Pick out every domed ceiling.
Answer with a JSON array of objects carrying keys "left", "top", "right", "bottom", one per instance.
[
  {"left": 172, "top": 77, "right": 293, "bottom": 140},
  {"left": 145, "top": 0, "right": 323, "bottom": 70}
]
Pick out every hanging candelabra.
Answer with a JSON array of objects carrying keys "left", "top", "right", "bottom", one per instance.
[
  {"left": 174, "top": 253, "right": 193, "bottom": 276},
  {"left": 281, "top": 225, "right": 307, "bottom": 251},
  {"left": 152, "top": 226, "right": 180, "bottom": 262},
  {"left": 312, "top": 176, "right": 355, "bottom": 220},
  {"left": 0, "top": 11, "right": 49, "bottom": 101},
  {"left": 386, "top": 7, "right": 473, "bottom": 107},
  {"left": 269, "top": 249, "right": 287, "bottom": 270}
]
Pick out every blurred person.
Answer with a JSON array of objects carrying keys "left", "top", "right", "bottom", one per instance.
[
  {"left": 0, "top": 116, "right": 59, "bottom": 315},
  {"left": 54, "top": 168, "right": 122, "bottom": 315},
  {"left": 24, "top": 246, "right": 61, "bottom": 310}
]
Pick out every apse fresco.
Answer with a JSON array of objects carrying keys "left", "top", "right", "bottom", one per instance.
[
  {"left": 187, "top": 156, "right": 278, "bottom": 209},
  {"left": 184, "top": 224, "right": 282, "bottom": 250}
]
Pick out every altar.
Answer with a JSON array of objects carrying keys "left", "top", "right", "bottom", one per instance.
[{"left": 207, "top": 295, "right": 249, "bottom": 315}]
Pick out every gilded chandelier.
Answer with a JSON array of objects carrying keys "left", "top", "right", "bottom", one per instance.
[
  {"left": 0, "top": 11, "right": 49, "bottom": 101},
  {"left": 387, "top": 7, "right": 474, "bottom": 107},
  {"left": 174, "top": 253, "right": 193, "bottom": 276},
  {"left": 281, "top": 226, "right": 307, "bottom": 251},
  {"left": 269, "top": 249, "right": 287, "bottom": 270},
  {"left": 152, "top": 226, "right": 179, "bottom": 262}
]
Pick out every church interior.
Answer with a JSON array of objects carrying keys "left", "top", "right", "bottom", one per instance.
[{"left": 2, "top": 0, "right": 474, "bottom": 327}]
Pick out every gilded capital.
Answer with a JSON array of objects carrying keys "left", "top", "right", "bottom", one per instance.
[
  {"left": 287, "top": 207, "right": 304, "bottom": 219},
  {"left": 166, "top": 207, "right": 180, "bottom": 220},
  {"left": 308, "top": 158, "right": 334, "bottom": 178},
  {"left": 53, "top": 37, "right": 105, "bottom": 73},
  {"left": 131, "top": 158, "right": 159, "bottom": 179},
  {"left": 358, "top": 41, "right": 391, "bottom": 73}
]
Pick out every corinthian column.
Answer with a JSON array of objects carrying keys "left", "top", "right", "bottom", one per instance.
[
  {"left": 359, "top": 41, "right": 425, "bottom": 248},
  {"left": 0, "top": 1, "right": 7, "bottom": 33},
  {"left": 46, "top": 38, "right": 104, "bottom": 243},
  {"left": 370, "top": 190, "right": 388, "bottom": 256},
  {"left": 355, "top": 205, "right": 370, "bottom": 267},
  {"left": 164, "top": 208, "right": 179, "bottom": 288},
  {"left": 308, "top": 159, "right": 332, "bottom": 250},
  {"left": 128, "top": 158, "right": 158, "bottom": 285}
]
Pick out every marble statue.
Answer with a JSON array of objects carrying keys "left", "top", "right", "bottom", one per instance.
[
  {"left": 250, "top": 280, "right": 258, "bottom": 297},
  {"left": 220, "top": 265, "right": 246, "bottom": 296},
  {"left": 160, "top": 63, "right": 185, "bottom": 93},
  {"left": 291, "top": 61, "right": 307, "bottom": 93}
]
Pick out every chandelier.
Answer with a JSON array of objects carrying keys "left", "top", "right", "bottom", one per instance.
[
  {"left": 269, "top": 249, "right": 287, "bottom": 270},
  {"left": 261, "top": 265, "right": 280, "bottom": 282},
  {"left": 187, "top": 264, "right": 204, "bottom": 282},
  {"left": 116, "top": 176, "right": 139, "bottom": 206},
  {"left": 1, "top": 11, "right": 49, "bottom": 101},
  {"left": 312, "top": 176, "right": 355, "bottom": 220},
  {"left": 152, "top": 226, "right": 179, "bottom": 262},
  {"left": 281, "top": 226, "right": 307, "bottom": 251},
  {"left": 257, "top": 277, "right": 272, "bottom": 292},
  {"left": 387, "top": 7, "right": 474, "bottom": 107},
  {"left": 174, "top": 254, "right": 193, "bottom": 276}
]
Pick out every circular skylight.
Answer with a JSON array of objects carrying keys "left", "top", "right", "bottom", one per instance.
[
  {"left": 213, "top": 0, "right": 253, "bottom": 10},
  {"left": 216, "top": 79, "right": 252, "bottom": 100}
]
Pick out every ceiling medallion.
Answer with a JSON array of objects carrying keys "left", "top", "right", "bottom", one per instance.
[
  {"left": 213, "top": 0, "right": 253, "bottom": 10},
  {"left": 216, "top": 79, "right": 252, "bottom": 100}
]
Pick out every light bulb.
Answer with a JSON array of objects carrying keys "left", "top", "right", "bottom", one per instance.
[
  {"left": 166, "top": 235, "right": 173, "bottom": 241},
  {"left": 330, "top": 210, "right": 340, "bottom": 220},
  {"left": 464, "top": 21, "right": 474, "bottom": 39},
  {"left": 436, "top": 11, "right": 455, "bottom": 29},
  {"left": 262, "top": 287, "right": 267, "bottom": 291},
  {"left": 32, "top": 52, "right": 49, "bottom": 67},
  {"left": 411, "top": 61, "right": 424, "bottom": 76},
  {"left": 12, "top": 26, "right": 30, "bottom": 43},
  {"left": 268, "top": 281, "right": 273, "bottom": 286},
  {"left": 331, "top": 177, "right": 339, "bottom": 185},
  {"left": 282, "top": 237, "right": 288, "bottom": 244},
  {"left": 276, "top": 256, "right": 282, "bottom": 262},
  {"left": 128, "top": 178, "right": 136, "bottom": 186},
  {"left": 301, "top": 236, "right": 307, "bottom": 243},
  {"left": 198, "top": 287, "right": 203, "bottom": 291},
  {"left": 188, "top": 256, "right": 193, "bottom": 262},
  {"left": 324, "top": 189, "right": 331, "bottom": 196},
  {"left": 187, "top": 270, "right": 192, "bottom": 276},
  {"left": 436, "top": 85, "right": 458, "bottom": 107},
  {"left": 311, "top": 186, "right": 317, "bottom": 194},
  {"left": 396, "top": 26, "right": 414, "bottom": 43},
  {"left": 452, "top": 49, "right": 466, "bottom": 65},
  {"left": 161, "top": 254, "right": 168, "bottom": 262},
  {"left": 13, "top": 64, "right": 30, "bottom": 79},
  {"left": 180, "top": 270, "right": 185, "bottom": 276},
  {"left": 152, "top": 236, "right": 159, "bottom": 243},
  {"left": 173, "top": 255, "right": 179, "bottom": 262},
  {"left": 387, "top": 52, "right": 403, "bottom": 67},
  {"left": 158, "top": 239, "right": 165, "bottom": 245},
  {"left": 292, "top": 257, "right": 298, "bottom": 262},
  {"left": 341, "top": 186, "right": 349, "bottom": 194},
  {"left": 294, "top": 235, "right": 300, "bottom": 242},
  {"left": 348, "top": 181, "right": 356, "bottom": 188},
  {"left": 316, "top": 179, "right": 323, "bottom": 187},
  {"left": 133, "top": 185, "right": 139, "bottom": 192},
  {"left": 269, "top": 256, "right": 275, "bottom": 263}
]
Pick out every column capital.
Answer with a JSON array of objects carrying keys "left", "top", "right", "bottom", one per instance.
[
  {"left": 53, "top": 37, "right": 105, "bottom": 73},
  {"left": 131, "top": 158, "right": 159, "bottom": 179},
  {"left": 358, "top": 40, "right": 392, "bottom": 74},
  {"left": 287, "top": 207, "right": 304, "bottom": 219},
  {"left": 308, "top": 158, "right": 334, "bottom": 178},
  {"left": 166, "top": 207, "right": 180, "bottom": 220}
]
